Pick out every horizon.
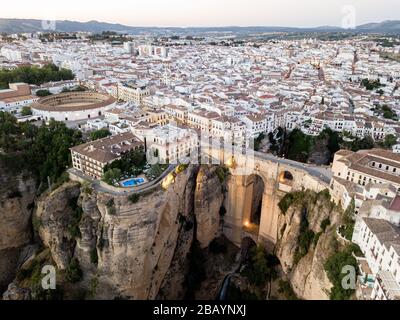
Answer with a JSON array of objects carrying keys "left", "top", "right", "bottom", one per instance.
[
  {"left": 1, "top": 16, "right": 399, "bottom": 29},
  {"left": 1, "top": 0, "right": 399, "bottom": 28}
]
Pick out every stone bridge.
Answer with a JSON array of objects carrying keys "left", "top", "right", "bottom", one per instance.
[{"left": 203, "top": 146, "right": 332, "bottom": 249}]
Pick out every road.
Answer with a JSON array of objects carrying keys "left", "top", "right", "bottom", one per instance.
[
  {"left": 253, "top": 151, "right": 333, "bottom": 184},
  {"left": 69, "top": 164, "right": 177, "bottom": 196},
  {"left": 69, "top": 149, "right": 333, "bottom": 197}
]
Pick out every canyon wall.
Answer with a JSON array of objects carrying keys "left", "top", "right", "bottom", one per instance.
[
  {"left": 0, "top": 162, "right": 341, "bottom": 301},
  {"left": 3, "top": 165, "right": 226, "bottom": 300},
  {"left": 276, "top": 191, "right": 342, "bottom": 300},
  {"left": 0, "top": 167, "right": 35, "bottom": 293}
]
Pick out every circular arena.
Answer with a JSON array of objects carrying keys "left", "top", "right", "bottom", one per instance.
[{"left": 32, "top": 92, "right": 117, "bottom": 122}]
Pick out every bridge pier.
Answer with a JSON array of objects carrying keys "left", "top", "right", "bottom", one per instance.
[
  {"left": 258, "top": 179, "right": 280, "bottom": 248},
  {"left": 223, "top": 174, "right": 281, "bottom": 250}
]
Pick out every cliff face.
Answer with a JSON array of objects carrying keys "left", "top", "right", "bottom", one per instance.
[
  {"left": 195, "top": 166, "right": 224, "bottom": 249},
  {"left": 1, "top": 162, "right": 341, "bottom": 301},
  {"left": 36, "top": 182, "right": 82, "bottom": 270},
  {"left": 13, "top": 165, "right": 226, "bottom": 300},
  {"left": 0, "top": 168, "right": 36, "bottom": 293},
  {"left": 276, "top": 191, "right": 342, "bottom": 300}
]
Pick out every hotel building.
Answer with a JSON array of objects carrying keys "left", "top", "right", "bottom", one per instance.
[{"left": 70, "top": 132, "right": 144, "bottom": 179}]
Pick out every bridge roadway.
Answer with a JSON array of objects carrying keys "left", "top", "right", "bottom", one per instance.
[
  {"left": 253, "top": 151, "right": 333, "bottom": 184},
  {"left": 205, "top": 143, "right": 333, "bottom": 185},
  {"left": 69, "top": 148, "right": 333, "bottom": 196}
]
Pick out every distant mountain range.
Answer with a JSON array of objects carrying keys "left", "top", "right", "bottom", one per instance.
[{"left": 0, "top": 18, "right": 400, "bottom": 35}]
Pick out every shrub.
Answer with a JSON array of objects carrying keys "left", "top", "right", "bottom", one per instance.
[
  {"left": 278, "top": 280, "right": 298, "bottom": 300},
  {"left": 90, "top": 248, "right": 98, "bottom": 266},
  {"left": 128, "top": 194, "right": 140, "bottom": 204},
  {"left": 82, "top": 182, "right": 93, "bottom": 195},
  {"left": 226, "top": 284, "right": 262, "bottom": 301},
  {"left": 7, "top": 190, "right": 22, "bottom": 198},
  {"left": 68, "top": 197, "right": 83, "bottom": 239},
  {"left": 293, "top": 211, "right": 315, "bottom": 265},
  {"left": 65, "top": 258, "right": 83, "bottom": 283},
  {"left": 339, "top": 223, "right": 355, "bottom": 241},
  {"left": 278, "top": 193, "right": 295, "bottom": 214},
  {"left": 32, "top": 215, "right": 42, "bottom": 232},
  {"left": 106, "top": 198, "right": 116, "bottom": 215},
  {"left": 242, "top": 246, "right": 277, "bottom": 286},
  {"left": 86, "top": 277, "right": 99, "bottom": 299},
  {"left": 320, "top": 218, "right": 331, "bottom": 232},
  {"left": 318, "top": 189, "right": 331, "bottom": 201},
  {"left": 215, "top": 166, "right": 230, "bottom": 183},
  {"left": 209, "top": 238, "right": 227, "bottom": 254},
  {"left": 324, "top": 245, "right": 358, "bottom": 300},
  {"left": 36, "top": 89, "right": 52, "bottom": 97},
  {"left": 21, "top": 106, "right": 32, "bottom": 116}
]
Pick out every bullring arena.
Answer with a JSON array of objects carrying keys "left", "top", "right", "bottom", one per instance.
[{"left": 31, "top": 92, "right": 117, "bottom": 122}]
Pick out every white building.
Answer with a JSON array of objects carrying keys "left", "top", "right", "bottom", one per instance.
[
  {"left": 117, "top": 82, "right": 150, "bottom": 105},
  {"left": 353, "top": 218, "right": 400, "bottom": 300},
  {"left": 330, "top": 149, "right": 400, "bottom": 210},
  {"left": 134, "top": 124, "right": 198, "bottom": 164}
]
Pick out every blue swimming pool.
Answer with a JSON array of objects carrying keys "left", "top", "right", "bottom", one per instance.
[{"left": 121, "top": 177, "right": 146, "bottom": 187}]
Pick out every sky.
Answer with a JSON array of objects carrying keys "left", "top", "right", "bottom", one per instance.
[{"left": 1, "top": 0, "right": 399, "bottom": 27}]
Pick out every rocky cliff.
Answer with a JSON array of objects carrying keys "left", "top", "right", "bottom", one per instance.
[
  {"left": 1, "top": 163, "right": 344, "bottom": 301},
  {"left": 276, "top": 190, "right": 343, "bottom": 300},
  {"left": 3, "top": 165, "right": 227, "bottom": 300},
  {"left": 0, "top": 167, "right": 36, "bottom": 293},
  {"left": 195, "top": 166, "right": 224, "bottom": 249}
]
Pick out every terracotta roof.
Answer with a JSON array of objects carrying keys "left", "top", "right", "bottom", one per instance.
[
  {"left": 70, "top": 132, "right": 143, "bottom": 164},
  {"left": 390, "top": 196, "right": 400, "bottom": 212}
]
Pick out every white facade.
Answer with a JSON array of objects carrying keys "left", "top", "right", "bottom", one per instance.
[
  {"left": 134, "top": 124, "right": 198, "bottom": 164},
  {"left": 352, "top": 218, "right": 400, "bottom": 300}
]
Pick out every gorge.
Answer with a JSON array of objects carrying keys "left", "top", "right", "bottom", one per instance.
[{"left": 0, "top": 153, "right": 349, "bottom": 300}]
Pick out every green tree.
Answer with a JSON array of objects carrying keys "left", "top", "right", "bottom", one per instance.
[
  {"left": 36, "top": 89, "right": 52, "bottom": 97},
  {"left": 20, "top": 106, "right": 32, "bottom": 116},
  {"left": 242, "top": 246, "right": 278, "bottom": 286},
  {"left": 0, "top": 115, "right": 82, "bottom": 189},
  {"left": 104, "top": 147, "right": 147, "bottom": 177},
  {"left": 89, "top": 128, "right": 111, "bottom": 141},
  {"left": 350, "top": 136, "right": 375, "bottom": 152},
  {"left": 344, "top": 198, "right": 355, "bottom": 225},
  {"left": 383, "top": 134, "right": 397, "bottom": 148},
  {"left": 324, "top": 245, "right": 358, "bottom": 300},
  {"left": 103, "top": 168, "right": 122, "bottom": 185},
  {"left": 283, "top": 128, "right": 313, "bottom": 163},
  {"left": 0, "top": 64, "right": 74, "bottom": 89}
]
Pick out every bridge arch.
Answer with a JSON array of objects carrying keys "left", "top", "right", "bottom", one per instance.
[
  {"left": 279, "top": 170, "right": 294, "bottom": 186},
  {"left": 242, "top": 174, "right": 266, "bottom": 231}
]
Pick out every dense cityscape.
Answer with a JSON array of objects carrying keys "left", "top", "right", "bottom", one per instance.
[{"left": 0, "top": 2, "right": 400, "bottom": 307}]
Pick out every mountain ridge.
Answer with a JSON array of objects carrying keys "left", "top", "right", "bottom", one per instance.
[{"left": 0, "top": 18, "right": 400, "bottom": 35}]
